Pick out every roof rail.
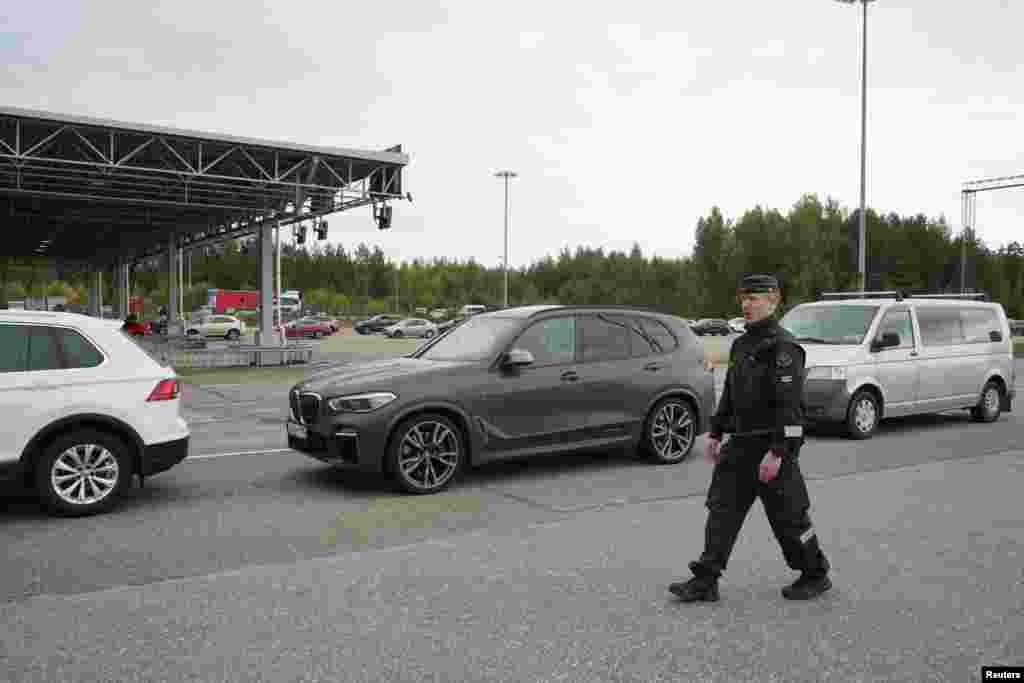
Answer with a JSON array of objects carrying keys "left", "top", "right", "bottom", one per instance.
[
  {"left": 904, "top": 292, "right": 989, "bottom": 301},
  {"left": 819, "top": 291, "right": 904, "bottom": 301},
  {"left": 523, "top": 303, "right": 679, "bottom": 316}
]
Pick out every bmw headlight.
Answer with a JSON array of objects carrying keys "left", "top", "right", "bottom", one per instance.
[
  {"left": 806, "top": 366, "right": 847, "bottom": 381},
  {"left": 326, "top": 392, "right": 397, "bottom": 413}
]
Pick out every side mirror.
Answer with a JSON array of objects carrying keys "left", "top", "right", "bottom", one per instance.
[
  {"left": 989, "top": 330, "right": 1002, "bottom": 342},
  {"left": 872, "top": 332, "right": 900, "bottom": 351},
  {"left": 503, "top": 348, "right": 534, "bottom": 367}
]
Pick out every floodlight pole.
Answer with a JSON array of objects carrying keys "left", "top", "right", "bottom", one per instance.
[
  {"left": 836, "top": 0, "right": 875, "bottom": 292},
  {"left": 494, "top": 170, "right": 518, "bottom": 308}
]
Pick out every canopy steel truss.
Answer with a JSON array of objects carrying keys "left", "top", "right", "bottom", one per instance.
[
  {"left": 0, "top": 106, "right": 409, "bottom": 265},
  {"left": 960, "top": 172, "right": 1023, "bottom": 293}
]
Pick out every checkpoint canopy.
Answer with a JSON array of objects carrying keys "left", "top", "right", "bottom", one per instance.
[{"left": 0, "top": 106, "right": 410, "bottom": 267}]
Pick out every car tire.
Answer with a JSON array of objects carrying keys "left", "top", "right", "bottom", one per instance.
[
  {"left": 970, "top": 380, "right": 1003, "bottom": 423},
  {"left": 388, "top": 413, "right": 465, "bottom": 494},
  {"left": 640, "top": 396, "right": 697, "bottom": 464},
  {"left": 225, "top": 329, "right": 240, "bottom": 341},
  {"left": 845, "top": 389, "right": 879, "bottom": 439},
  {"left": 35, "top": 430, "right": 132, "bottom": 517},
  {"left": 393, "top": 330, "right": 404, "bottom": 338},
  {"left": 424, "top": 330, "right": 435, "bottom": 339}
]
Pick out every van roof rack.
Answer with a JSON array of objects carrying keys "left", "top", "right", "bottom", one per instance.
[
  {"left": 818, "top": 290, "right": 990, "bottom": 302},
  {"left": 903, "top": 292, "right": 989, "bottom": 301},
  {"left": 819, "top": 290, "right": 905, "bottom": 301}
]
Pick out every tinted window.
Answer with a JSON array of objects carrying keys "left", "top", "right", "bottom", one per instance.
[
  {"left": 876, "top": 310, "right": 914, "bottom": 348},
  {"left": 636, "top": 316, "right": 678, "bottom": 354},
  {"left": 55, "top": 328, "right": 105, "bottom": 368},
  {"left": 28, "top": 327, "right": 63, "bottom": 371},
  {"left": 916, "top": 307, "right": 964, "bottom": 346},
  {"left": 0, "top": 324, "right": 30, "bottom": 372},
  {"left": 961, "top": 308, "right": 998, "bottom": 343},
  {"left": 578, "top": 314, "right": 631, "bottom": 362},
  {"left": 514, "top": 316, "right": 576, "bottom": 366}
]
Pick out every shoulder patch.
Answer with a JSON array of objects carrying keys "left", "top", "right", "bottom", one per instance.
[{"left": 776, "top": 350, "right": 793, "bottom": 368}]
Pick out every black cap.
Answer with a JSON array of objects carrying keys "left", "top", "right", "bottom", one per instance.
[{"left": 738, "top": 274, "right": 780, "bottom": 293}]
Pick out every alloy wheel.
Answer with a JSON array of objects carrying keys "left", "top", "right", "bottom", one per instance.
[
  {"left": 649, "top": 400, "right": 695, "bottom": 462},
  {"left": 50, "top": 444, "right": 120, "bottom": 506},
  {"left": 397, "top": 420, "right": 461, "bottom": 491}
]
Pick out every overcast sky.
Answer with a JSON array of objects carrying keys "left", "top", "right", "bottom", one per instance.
[{"left": 3, "top": 0, "right": 1021, "bottom": 268}]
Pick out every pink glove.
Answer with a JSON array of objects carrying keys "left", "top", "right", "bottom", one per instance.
[
  {"left": 706, "top": 437, "right": 721, "bottom": 464},
  {"left": 759, "top": 451, "right": 781, "bottom": 482}
]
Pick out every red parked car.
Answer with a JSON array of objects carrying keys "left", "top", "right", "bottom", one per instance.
[
  {"left": 121, "top": 316, "right": 152, "bottom": 337},
  {"left": 285, "top": 318, "right": 334, "bottom": 339}
]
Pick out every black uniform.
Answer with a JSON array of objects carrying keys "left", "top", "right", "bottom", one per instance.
[
  {"left": 672, "top": 279, "right": 831, "bottom": 601},
  {"left": 691, "top": 315, "right": 829, "bottom": 579}
]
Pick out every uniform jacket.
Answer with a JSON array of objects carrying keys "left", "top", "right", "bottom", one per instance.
[{"left": 709, "top": 317, "right": 806, "bottom": 456}]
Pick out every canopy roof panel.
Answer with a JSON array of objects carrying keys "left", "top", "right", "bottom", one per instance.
[{"left": 0, "top": 106, "right": 409, "bottom": 265}]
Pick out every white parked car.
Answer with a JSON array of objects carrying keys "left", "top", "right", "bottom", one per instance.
[
  {"left": 0, "top": 310, "right": 190, "bottom": 516},
  {"left": 728, "top": 317, "right": 746, "bottom": 334},
  {"left": 186, "top": 314, "right": 245, "bottom": 340},
  {"left": 382, "top": 318, "right": 438, "bottom": 339}
]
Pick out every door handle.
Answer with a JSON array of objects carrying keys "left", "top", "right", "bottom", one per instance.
[
  {"left": 560, "top": 370, "right": 579, "bottom": 382},
  {"left": 909, "top": 351, "right": 919, "bottom": 357},
  {"left": 644, "top": 362, "right": 666, "bottom": 371}
]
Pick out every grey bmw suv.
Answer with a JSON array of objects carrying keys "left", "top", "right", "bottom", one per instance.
[{"left": 286, "top": 304, "right": 715, "bottom": 494}]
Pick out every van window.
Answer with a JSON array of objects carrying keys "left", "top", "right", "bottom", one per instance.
[
  {"left": 961, "top": 308, "right": 999, "bottom": 343},
  {"left": 916, "top": 307, "right": 965, "bottom": 346},
  {"left": 780, "top": 305, "right": 879, "bottom": 344},
  {"left": 876, "top": 309, "right": 914, "bottom": 348}
]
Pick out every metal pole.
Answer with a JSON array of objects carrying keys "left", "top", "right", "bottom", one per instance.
[
  {"left": 503, "top": 176, "right": 509, "bottom": 308},
  {"left": 494, "top": 170, "right": 517, "bottom": 308},
  {"left": 178, "top": 247, "right": 184, "bottom": 320},
  {"left": 858, "top": 0, "right": 868, "bottom": 292},
  {"left": 276, "top": 223, "right": 282, "bottom": 345}
]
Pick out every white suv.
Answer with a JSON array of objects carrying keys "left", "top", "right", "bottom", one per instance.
[{"left": 0, "top": 310, "right": 190, "bottom": 516}]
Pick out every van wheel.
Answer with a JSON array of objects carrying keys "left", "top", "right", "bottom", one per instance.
[
  {"left": 845, "top": 390, "right": 879, "bottom": 439},
  {"left": 35, "top": 430, "right": 132, "bottom": 517},
  {"left": 971, "top": 381, "right": 1002, "bottom": 423}
]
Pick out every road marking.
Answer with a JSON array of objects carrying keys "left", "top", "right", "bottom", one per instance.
[{"left": 189, "top": 448, "right": 294, "bottom": 460}]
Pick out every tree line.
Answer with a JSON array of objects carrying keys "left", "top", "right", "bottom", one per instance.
[{"left": 2, "top": 194, "right": 1022, "bottom": 320}]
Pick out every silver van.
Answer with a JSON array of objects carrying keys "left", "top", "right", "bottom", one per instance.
[{"left": 779, "top": 293, "right": 1016, "bottom": 439}]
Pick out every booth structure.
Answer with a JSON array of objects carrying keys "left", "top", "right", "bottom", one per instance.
[{"left": 0, "top": 105, "right": 410, "bottom": 352}]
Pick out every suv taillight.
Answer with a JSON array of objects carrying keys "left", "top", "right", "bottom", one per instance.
[{"left": 147, "top": 378, "right": 180, "bottom": 401}]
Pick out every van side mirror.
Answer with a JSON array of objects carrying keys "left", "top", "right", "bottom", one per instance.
[
  {"left": 872, "top": 332, "right": 900, "bottom": 351},
  {"left": 502, "top": 348, "right": 534, "bottom": 367},
  {"left": 989, "top": 330, "right": 1002, "bottom": 342}
]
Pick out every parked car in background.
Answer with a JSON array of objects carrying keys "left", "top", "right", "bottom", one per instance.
[
  {"left": 436, "top": 317, "right": 465, "bottom": 334},
  {"left": 354, "top": 314, "right": 403, "bottom": 335},
  {"left": 186, "top": 314, "right": 245, "bottom": 340},
  {"left": 284, "top": 304, "right": 714, "bottom": 494},
  {"left": 0, "top": 310, "right": 190, "bottom": 516},
  {"left": 285, "top": 318, "right": 334, "bottom": 339},
  {"left": 305, "top": 314, "right": 339, "bottom": 333},
  {"left": 728, "top": 317, "right": 746, "bottom": 334},
  {"left": 382, "top": 318, "right": 438, "bottom": 339},
  {"left": 690, "top": 318, "right": 733, "bottom": 336}
]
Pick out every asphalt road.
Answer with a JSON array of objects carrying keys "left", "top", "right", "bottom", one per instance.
[{"left": 2, "top": 357, "right": 1021, "bottom": 607}]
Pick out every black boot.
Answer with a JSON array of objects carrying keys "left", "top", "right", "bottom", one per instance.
[
  {"left": 781, "top": 572, "right": 832, "bottom": 600},
  {"left": 669, "top": 571, "right": 720, "bottom": 602}
]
